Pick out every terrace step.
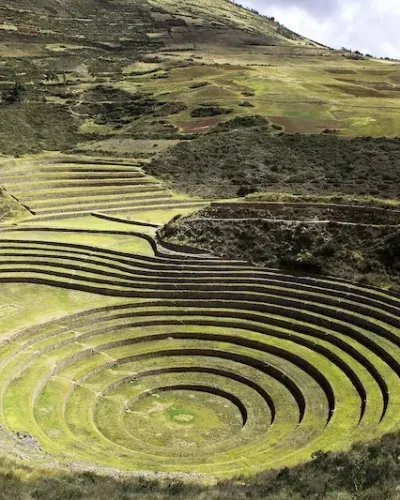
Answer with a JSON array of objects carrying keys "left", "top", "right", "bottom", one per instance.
[
  {"left": 0, "top": 286, "right": 398, "bottom": 474},
  {"left": 7, "top": 178, "right": 157, "bottom": 192},
  {"left": 25, "top": 190, "right": 171, "bottom": 209},
  {"left": 2, "top": 172, "right": 145, "bottom": 183},
  {"left": 18, "top": 184, "right": 165, "bottom": 201},
  {"left": 29, "top": 195, "right": 175, "bottom": 215}
]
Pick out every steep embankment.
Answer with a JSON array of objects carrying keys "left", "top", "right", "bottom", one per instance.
[{"left": 161, "top": 199, "right": 400, "bottom": 290}]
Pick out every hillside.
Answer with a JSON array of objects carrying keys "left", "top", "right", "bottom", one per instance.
[
  {"left": 0, "top": 187, "right": 29, "bottom": 222},
  {"left": 0, "top": 0, "right": 309, "bottom": 44},
  {"left": 161, "top": 196, "right": 400, "bottom": 290},
  {"left": 148, "top": 127, "right": 400, "bottom": 198},
  {"left": 1, "top": 0, "right": 400, "bottom": 158},
  {"left": 1, "top": 1, "right": 400, "bottom": 498}
]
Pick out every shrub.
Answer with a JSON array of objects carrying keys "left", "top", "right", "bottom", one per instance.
[{"left": 190, "top": 107, "right": 233, "bottom": 118}]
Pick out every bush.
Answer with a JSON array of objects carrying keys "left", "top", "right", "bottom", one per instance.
[
  {"left": 148, "top": 131, "right": 400, "bottom": 200},
  {"left": 190, "top": 106, "right": 233, "bottom": 117},
  {"left": 3, "top": 82, "right": 25, "bottom": 104}
]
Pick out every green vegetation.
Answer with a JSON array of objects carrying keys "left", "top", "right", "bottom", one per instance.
[
  {"left": 161, "top": 198, "right": 400, "bottom": 290},
  {"left": 149, "top": 129, "right": 400, "bottom": 198},
  {"left": 0, "top": 155, "right": 207, "bottom": 219},
  {"left": 1, "top": 0, "right": 400, "bottom": 496},
  {"left": 0, "top": 0, "right": 400, "bottom": 158},
  {"left": 0, "top": 103, "right": 79, "bottom": 155},
  {"left": 2, "top": 430, "right": 400, "bottom": 498},
  {"left": 1, "top": 215, "right": 400, "bottom": 477}
]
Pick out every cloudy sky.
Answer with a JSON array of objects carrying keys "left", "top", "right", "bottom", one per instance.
[{"left": 240, "top": 0, "right": 400, "bottom": 58}]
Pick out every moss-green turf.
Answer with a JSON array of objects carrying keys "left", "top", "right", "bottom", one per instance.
[{"left": 1, "top": 178, "right": 400, "bottom": 476}]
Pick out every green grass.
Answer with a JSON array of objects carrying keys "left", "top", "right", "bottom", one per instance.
[
  {"left": 0, "top": 282, "right": 128, "bottom": 340},
  {"left": 0, "top": 0, "right": 400, "bottom": 161},
  {"left": 0, "top": 233, "right": 400, "bottom": 476},
  {"left": 2, "top": 0, "right": 400, "bottom": 490},
  {"left": 0, "top": 230, "right": 156, "bottom": 256},
  {"left": 0, "top": 155, "right": 209, "bottom": 220}
]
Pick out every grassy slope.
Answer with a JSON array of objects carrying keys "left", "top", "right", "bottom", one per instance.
[
  {"left": 0, "top": 0, "right": 400, "bottom": 158},
  {"left": 0, "top": 104, "right": 80, "bottom": 155},
  {"left": 0, "top": 0, "right": 304, "bottom": 41}
]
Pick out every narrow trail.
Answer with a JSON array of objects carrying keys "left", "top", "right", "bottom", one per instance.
[{"left": 187, "top": 217, "right": 400, "bottom": 227}]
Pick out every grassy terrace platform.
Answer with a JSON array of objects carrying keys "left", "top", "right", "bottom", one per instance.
[
  {"left": 1, "top": 156, "right": 400, "bottom": 479},
  {"left": 0, "top": 156, "right": 208, "bottom": 218},
  {"left": 1, "top": 182, "right": 400, "bottom": 477}
]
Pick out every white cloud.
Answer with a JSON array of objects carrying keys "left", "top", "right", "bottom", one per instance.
[{"left": 240, "top": 0, "right": 400, "bottom": 58}]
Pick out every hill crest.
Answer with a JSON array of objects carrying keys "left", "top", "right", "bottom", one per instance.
[{"left": 0, "top": 0, "right": 315, "bottom": 47}]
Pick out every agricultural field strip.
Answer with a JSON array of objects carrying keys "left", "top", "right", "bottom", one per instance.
[
  {"left": 0, "top": 235, "right": 399, "bottom": 300},
  {"left": 1, "top": 173, "right": 147, "bottom": 182},
  {"left": 8, "top": 200, "right": 206, "bottom": 217},
  {"left": 0, "top": 226, "right": 223, "bottom": 258},
  {"left": 4, "top": 242, "right": 400, "bottom": 316},
  {"left": 18, "top": 186, "right": 166, "bottom": 202},
  {"left": 0, "top": 160, "right": 175, "bottom": 214},
  {"left": 9, "top": 200, "right": 209, "bottom": 222},
  {"left": 0, "top": 159, "right": 211, "bottom": 216},
  {"left": 2, "top": 234, "right": 400, "bottom": 296},
  {"left": 26, "top": 194, "right": 174, "bottom": 211},
  {"left": 5, "top": 179, "right": 159, "bottom": 191}
]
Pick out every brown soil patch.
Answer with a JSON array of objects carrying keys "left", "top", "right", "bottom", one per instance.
[
  {"left": 268, "top": 116, "right": 344, "bottom": 134},
  {"left": 326, "top": 83, "right": 385, "bottom": 98},
  {"left": 177, "top": 116, "right": 219, "bottom": 133},
  {"left": 325, "top": 69, "right": 357, "bottom": 75},
  {"left": 335, "top": 78, "right": 400, "bottom": 92}
]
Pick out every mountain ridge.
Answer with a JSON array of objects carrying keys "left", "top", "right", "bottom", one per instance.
[
  {"left": 0, "top": 0, "right": 309, "bottom": 43},
  {"left": 0, "top": 0, "right": 319, "bottom": 56}
]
